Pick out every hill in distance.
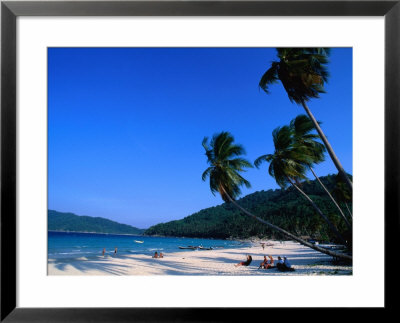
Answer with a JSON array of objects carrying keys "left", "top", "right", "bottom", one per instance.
[
  {"left": 48, "top": 210, "right": 145, "bottom": 235},
  {"left": 144, "top": 174, "right": 352, "bottom": 243}
]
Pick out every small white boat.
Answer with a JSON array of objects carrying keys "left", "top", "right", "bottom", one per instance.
[{"left": 134, "top": 240, "right": 144, "bottom": 243}]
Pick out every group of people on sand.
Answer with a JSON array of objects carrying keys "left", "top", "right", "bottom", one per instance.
[
  {"left": 259, "top": 255, "right": 274, "bottom": 269},
  {"left": 152, "top": 251, "right": 164, "bottom": 258},
  {"left": 276, "top": 256, "right": 295, "bottom": 272},
  {"left": 235, "top": 254, "right": 295, "bottom": 272}
]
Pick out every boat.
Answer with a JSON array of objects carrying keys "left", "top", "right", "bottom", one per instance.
[
  {"left": 134, "top": 240, "right": 144, "bottom": 243},
  {"left": 178, "top": 246, "right": 213, "bottom": 250},
  {"left": 199, "top": 246, "right": 213, "bottom": 250}
]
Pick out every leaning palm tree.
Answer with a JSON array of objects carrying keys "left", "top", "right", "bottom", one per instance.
[
  {"left": 254, "top": 126, "right": 348, "bottom": 246},
  {"left": 259, "top": 48, "right": 353, "bottom": 191},
  {"left": 202, "top": 131, "right": 351, "bottom": 260},
  {"left": 290, "top": 115, "right": 351, "bottom": 230}
]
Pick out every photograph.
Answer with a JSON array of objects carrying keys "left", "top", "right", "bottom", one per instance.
[{"left": 47, "top": 47, "right": 353, "bottom": 276}]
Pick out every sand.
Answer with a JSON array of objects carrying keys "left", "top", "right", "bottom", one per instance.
[{"left": 47, "top": 240, "right": 352, "bottom": 276}]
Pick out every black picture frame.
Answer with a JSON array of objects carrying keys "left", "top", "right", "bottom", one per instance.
[{"left": 1, "top": 0, "right": 398, "bottom": 321}]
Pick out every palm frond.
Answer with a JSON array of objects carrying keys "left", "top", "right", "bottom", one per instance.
[
  {"left": 201, "top": 167, "right": 213, "bottom": 181},
  {"left": 220, "top": 144, "right": 246, "bottom": 160},
  {"left": 254, "top": 154, "right": 270, "bottom": 168},
  {"left": 289, "top": 114, "right": 326, "bottom": 166},
  {"left": 228, "top": 158, "right": 253, "bottom": 171},
  {"left": 259, "top": 62, "right": 279, "bottom": 94}
]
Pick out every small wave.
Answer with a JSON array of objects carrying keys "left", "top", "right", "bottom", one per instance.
[{"left": 56, "top": 251, "right": 92, "bottom": 255}]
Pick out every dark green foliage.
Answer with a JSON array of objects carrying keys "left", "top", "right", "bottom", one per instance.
[
  {"left": 290, "top": 114, "right": 326, "bottom": 165},
  {"left": 202, "top": 132, "right": 253, "bottom": 202},
  {"left": 259, "top": 48, "right": 330, "bottom": 104},
  {"left": 254, "top": 125, "right": 309, "bottom": 188},
  {"left": 332, "top": 174, "right": 352, "bottom": 203},
  {"left": 145, "top": 175, "right": 352, "bottom": 243},
  {"left": 48, "top": 210, "right": 144, "bottom": 235}
]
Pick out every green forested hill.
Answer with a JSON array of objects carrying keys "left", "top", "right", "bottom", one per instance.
[
  {"left": 48, "top": 210, "right": 144, "bottom": 235},
  {"left": 145, "top": 175, "right": 352, "bottom": 242}
]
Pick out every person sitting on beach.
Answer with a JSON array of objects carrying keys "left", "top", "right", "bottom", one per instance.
[
  {"left": 259, "top": 255, "right": 268, "bottom": 269},
  {"left": 265, "top": 255, "right": 275, "bottom": 269},
  {"left": 283, "top": 257, "right": 295, "bottom": 271},
  {"left": 260, "top": 256, "right": 268, "bottom": 269},
  {"left": 152, "top": 252, "right": 159, "bottom": 258},
  {"left": 159, "top": 252, "right": 164, "bottom": 258},
  {"left": 276, "top": 256, "right": 284, "bottom": 271},
  {"left": 235, "top": 255, "right": 252, "bottom": 267}
]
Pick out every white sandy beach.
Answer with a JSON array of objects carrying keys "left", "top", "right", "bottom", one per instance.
[{"left": 48, "top": 241, "right": 352, "bottom": 276}]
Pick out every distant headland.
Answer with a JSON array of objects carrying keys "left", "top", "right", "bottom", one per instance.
[{"left": 48, "top": 210, "right": 145, "bottom": 235}]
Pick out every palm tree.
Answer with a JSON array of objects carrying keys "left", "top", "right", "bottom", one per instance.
[
  {"left": 254, "top": 126, "right": 348, "bottom": 246},
  {"left": 202, "top": 131, "right": 351, "bottom": 260},
  {"left": 290, "top": 115, "right": 351, "bottom": 230},
  {"left": 201, "top": 131, "right": 253, "bottom": 202},
  {"left": 259, "top": 48, "right": 353, "bottom": 191}
]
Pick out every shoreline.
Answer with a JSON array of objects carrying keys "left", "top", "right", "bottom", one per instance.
[{"left": 48, "top": 240, "right": 352, "bottom": 276}]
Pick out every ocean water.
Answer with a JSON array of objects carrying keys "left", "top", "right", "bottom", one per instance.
[{"left": 48, "top": 231, "right": 250, "bottom": 260}]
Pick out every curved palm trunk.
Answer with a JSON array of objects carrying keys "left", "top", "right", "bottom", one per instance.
[
  {"left": 309, "top": 167, "right": 352, "bottom": 230},
  {"left": 345, "top": 203, "right": 353, "bottom": 219},
  {"left": 286, "top": 177, "right": 348, "bottom": 246},
  {"left": 301, "top": 100, "right": 353, "bottom": 191},
  {"left": 220, "top": 187, "right": 352, "bottom": 261}
]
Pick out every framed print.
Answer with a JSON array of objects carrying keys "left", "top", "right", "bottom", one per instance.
[{"left": 1, "top": 0, "right": 398, "bottom": 321}]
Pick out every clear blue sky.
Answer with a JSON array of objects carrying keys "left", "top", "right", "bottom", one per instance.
[{"left": 48, "top": 47, "right": 352, "bottom": 229}]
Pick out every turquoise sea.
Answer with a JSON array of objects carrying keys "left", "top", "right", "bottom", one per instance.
[{"left": 48, "top": 231, "right": 250, "bottom": 260}]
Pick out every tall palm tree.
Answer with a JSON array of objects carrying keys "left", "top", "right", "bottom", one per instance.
[
  {"left": 290, "top": 115, "right": 352, "bottom": 230},
  {"left": 202, "top": 131, "right": 351, "bottom": 260},
  {"left": 259, "top": 48, "right": 353, "bottom": 191},
  {"left": 254, "top": 126, "right": 347, "bottom": 246}
]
